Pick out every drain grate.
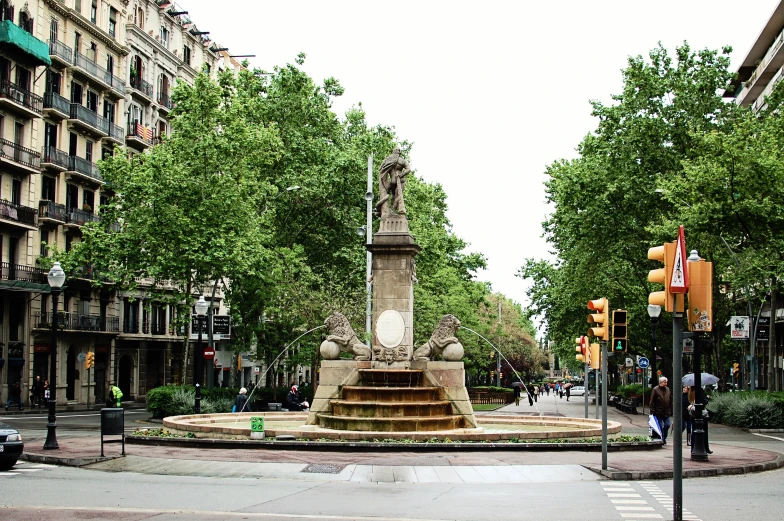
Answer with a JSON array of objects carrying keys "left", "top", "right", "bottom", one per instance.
[{"left": 301, "top": 463, "right": 346, "bottom": 474}]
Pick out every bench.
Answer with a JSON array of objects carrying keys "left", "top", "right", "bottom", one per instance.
[{"left": 616, "top": 397, "right": 640, "bottom": 414}]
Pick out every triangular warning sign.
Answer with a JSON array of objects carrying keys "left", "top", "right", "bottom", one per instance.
[{"left": 670, "top": 225, "right": 689, "bottom": 294}]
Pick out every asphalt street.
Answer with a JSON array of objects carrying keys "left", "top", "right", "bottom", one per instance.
[{"left": 2, "top": 462, "right": 783, "bottom": 521}]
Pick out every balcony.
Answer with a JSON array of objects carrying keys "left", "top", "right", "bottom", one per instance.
[
  {"left": 42, "top": 92, "right": 70, "bottom": 119},
  {"left": 69, "top": 103, "right": 109, "bottom": 137},
  {"left": 0, "top": 138, "right": 41, "bottom": 174},
  {"left": 38, "top": 200, "right": 67, "bottom": 224},
  {"left": 0, "top": 79, "right": 42, "bottom": 118},
  {"left": 41, "top": 146, "right": 69, "bottom": 171},
  {"left": 105, "top": 121, "right": 125, "bottom": 145},
  {"left": 1, "top": 262, "right": 47, "bottom": 284},
  {"left": 122, "top": 318, "right": 140, "bottom": 334},
  {"left": 0, "top": 199, "right": 37, "bottom": 229},
  {"left": 129, "top": 76, "right": 153, "bottom": 101},
  {"left": 65, "top": 208, "right": 100, "bottom": 228},
  {"left": 157, "top": 92, "right": 172, "bottom": 113},
  {"left": 72, "top": 51, "right": 113, "bottom": 91},
  {"left": 34, "top": 311, "right": 120, "bottom": 333},
  {"left": 0, "top": 20, "right": 51, "bottom": 68},
  {"left": 66, "top": 156, "right": 102, "bottom": 184},
  {"left": 126, "top": 122, "right": 154, "bottom": 150},
  {"left": 122, "top": 319, "right": 168, "bottom": 336},
  {"left": 48, "top": 39, "right": 72, "bottom": 67}
]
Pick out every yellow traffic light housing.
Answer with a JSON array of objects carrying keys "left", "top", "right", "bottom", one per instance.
[
  {"left": 648, "top": 242, "right": 684, "bottom": 313},
  {"left": 575, "top": 336, "right": 586, "bottom": 363},
  {"left": 589, "top": 342, "right": 601, "bottom": 370},
  {"left": 733, "top": 363, "right": 740, "bottom": 375},
  {"left": 587, "top": 298, "right": 609, "bottom": 341},
  {"left": 612, "top": 309, "right": 628, "bottom": 352},
  {"left": 686, "top": 258, "right": 713, "bottom": 332},
  {"left": 85, "top": 351, "right": 95, "bottom": 370}
]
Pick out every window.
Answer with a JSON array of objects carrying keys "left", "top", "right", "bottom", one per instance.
[
  {"left": 11, "top": 178, "right": 21, "bottom": 206},
  {"left": 74, "top": 32, "right": 81, "bottom": 55},
  {"left": 50, "top": 18, "right": 58, "bottom": 43},
  {"left": 68, "top": 132, "right": 77, "bottom": 157},
  {"left": 70, "top": 81, "right": 83, "bottom": 104},
  {"left": 106, "top": 55, "right": 114, "bottom": 77},
  {"left": 46, "top": 70, "right": 61, "bottom": 95},
  {"left": 101, "top": 147, "right": 111, "bottom": 160},
  {"left": 204, "top": 63, "right": 211, "bottom": 75},
  {"left": 109, "top": 8, "right": 117, "bottom": 38},
  {"left": 103, "top": 100, "right": 115, "bottom": 124},
  {"left": 74, "top": 0, "right": 81, "bottom": 14},
  {"left": 40, "top": 230, "right": 49, "bottom": 257},
  {"left": 85, "top": 140, "right": 93, "bottom": 163},
  {"left": 86, "top": 90, "right": 97, "bottom": 112},
  {"left": 183, "top": 45, "right": 191, "bottom": 66},
  {"left": 15, "top": 66, "right": 30, "bottom": 91},
  {"left": 90, "top": 2, "right": 96, "bottom": 24},
  {"left": 18, "top": 9, "right": 33, "bottom": 33},
  {"left": 160, "top": 26, "right": 169, "bottom": 49},
  {"left": 65, "top": 235, "right": 72, "bottom": 252},
  {"left": 41, "top": 175, "right": 56, "bottom": 200},
  {"left": 0, "top": 0, "right": 13, "bottom": 22},
  {"left": 83, "top": 189, "right": 94, "bottom": 212},
  {"left": 89, "top": 41, "right": 97, "bottom": 62},
  {"left": 135, "top": 7, "right": 143, "bottom": 29},
  {"left": 66, "top": 184, "right": 78, "bottom": 211}
]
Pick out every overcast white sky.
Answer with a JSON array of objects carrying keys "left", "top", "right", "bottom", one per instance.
[{"left": 179, "top": 0, "right": 777, "bottom": 315}]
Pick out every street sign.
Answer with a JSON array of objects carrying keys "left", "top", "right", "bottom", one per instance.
[
  {"left": 625, "top": 357, "right": 634, "bottom": 367},
  {"left": 253, "top": 366, "right": 260, "bottom": 376},
  {"left": 638, "top": 357, "right": 650, "bottom": 369},
  {"left": 670, "top": 225, "right": 689, "bottom": 293},
  {"left": 757, "top": 316, "right": 770, "bottom": 342},
  {"left": 77, "top": 352, "right": 86, "bottom": 363},
  {"left": 683, "top": 338, "right": 694, "bottom": 354},
  {"left": 203, "top": 347, "right": 215, "bottom": 360},
  {"left": 731, "top": 316, "right": 750, "bottom": 340}
]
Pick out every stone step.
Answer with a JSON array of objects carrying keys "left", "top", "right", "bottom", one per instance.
[
  {"left": 318, "top": 414, "right": 466, "bottom": 432},
  {"left": 341, "top": 386, "right": 443, "bottom": 402},
  {"left": 330, "top": 400, "right": 452, "bottom": 418},
  {"left": 358, "top": 369, "right": 423, "bottom": 387}
]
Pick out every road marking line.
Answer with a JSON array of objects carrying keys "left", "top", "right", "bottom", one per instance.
[
  {"left": 7, "top": 468, "right": 42, "bottom": 473},
  {"left": 615, "top": 506, "right": 656, "bottom": 511},
  {"left": 752, "top": 432, "right": 784, "bottom": 442},
  {"left": 0, "top": 473, "right": 19, "bottom": 477},
  {"left": 604, "top": 487, "right": 636, "bottom": 492},
  {"left": 611, "top": 500, "right": 647, "bottom": 504},
  {"left": 608, "top": 493, "right": 642, "bottom": 498},
  {"left": 619, "top": 514, "right": 663, "bottom": 519},
  {"left": 601, "top": 481, "right": 630, "bottom": 485}
]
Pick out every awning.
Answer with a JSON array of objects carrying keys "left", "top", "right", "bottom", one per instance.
[
  {"left": 0, "top": 279, "right": 50, "bottom": 292},
  {"left": 0, "top": 20, "right": 51, "bottom": 67}
]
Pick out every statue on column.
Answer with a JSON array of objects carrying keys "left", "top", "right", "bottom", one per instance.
[{"left": 375, "top": 148, "right": 411, "bottom": 217}]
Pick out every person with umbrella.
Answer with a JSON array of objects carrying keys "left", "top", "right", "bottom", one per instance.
[{"left": 512, "top": 382, "right": 522, "bottom": 406}]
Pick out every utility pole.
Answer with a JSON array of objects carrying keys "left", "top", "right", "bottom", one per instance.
[
  {"left": 496, "top": 301, "right": 502, "bottom": 387},
  {"left": 601, "top": 340, "right": 608, "bottom": 470},
  {"left": 365, "top": 155, "right": 373, "bottom": 346},
  {"left": 673, "top": 294, "right": 684, "bottom": 521}
]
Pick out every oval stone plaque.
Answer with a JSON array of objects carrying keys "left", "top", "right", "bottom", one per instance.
[{"left": 376, "top": 310, "right": 406, "bottom": 348}]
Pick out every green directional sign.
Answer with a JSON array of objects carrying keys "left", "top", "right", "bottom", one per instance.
[{"left": 250, "top": 417, "right": 265, "bottom": 432}]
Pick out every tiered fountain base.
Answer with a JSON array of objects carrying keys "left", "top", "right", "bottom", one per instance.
[{"left": 307, "top": 361, "right": 477, "bottom": 431}]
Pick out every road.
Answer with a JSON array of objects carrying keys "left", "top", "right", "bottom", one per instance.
[
  {"left": 1, "top": 460, "right": 783, "bottom": 520},
  {"left": 1, "top": 409, "right": 156, "bottom": 440}
]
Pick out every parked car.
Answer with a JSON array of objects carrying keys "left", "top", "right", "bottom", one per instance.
[
  {"left": 570, "top": 386, "right": 589, "bottom": 396},
  {"left": 0, "top": 421, "right": 24, "bottom": 470}
]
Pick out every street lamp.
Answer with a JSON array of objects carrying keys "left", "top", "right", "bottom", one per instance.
[
  {"left": 194, "top": 295, "right": 209, "bottom": 414},
  {"left": 647, "top": 304, "right": 661, "bottom": 388},
  {"left": 43, "top": 261, "right": 66, "bottom": 450}
]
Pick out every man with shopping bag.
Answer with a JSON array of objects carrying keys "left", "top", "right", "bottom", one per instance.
[{"left": 649, "top": 377, "right": 671, "bottom": 444}]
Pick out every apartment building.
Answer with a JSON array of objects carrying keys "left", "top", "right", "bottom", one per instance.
[{"left": 0, "top": 0, "right": 241, "bottom": 406}]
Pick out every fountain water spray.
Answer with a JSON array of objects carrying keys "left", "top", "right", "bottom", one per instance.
[
  {"left": 460, "top": 326, "right": 544, "bottom": 418},
  {"left": 232, "top": 324, "right": 325, "bottom": 424}
]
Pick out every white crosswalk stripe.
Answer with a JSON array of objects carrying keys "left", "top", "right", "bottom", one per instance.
[{"left": 602, "top": 481, "right": 703, "bottom": 521}]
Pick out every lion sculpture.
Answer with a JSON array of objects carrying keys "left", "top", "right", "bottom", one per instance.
[
  {"left": 413, "top": 314, "right": 464, "bottom": 361},
  {"left": 320, "top": 312, "right": 371, "bottom": 361}
]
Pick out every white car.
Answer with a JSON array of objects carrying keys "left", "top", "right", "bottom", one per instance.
[{"left": 569, "top": 386, "right": 589, "bottom": 396}]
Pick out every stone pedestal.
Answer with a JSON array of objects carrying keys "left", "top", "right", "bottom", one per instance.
[
  {"left": 410, "top": 360, "right": 477, "bottom": 428},
  {"left": 368, "top": 215, "right": 420, "bottom": 368}
]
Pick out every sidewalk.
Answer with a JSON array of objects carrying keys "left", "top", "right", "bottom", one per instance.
[
  {"left": 1, "top": 401, "right": 146, "bottom": 416},
  {"left": 16, "top": 392, "right": 784, "bottom": 481}
]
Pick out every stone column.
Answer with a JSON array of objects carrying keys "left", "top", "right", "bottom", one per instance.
[{"left": 367, "top": 215, "right": 420, "bottom": 369}]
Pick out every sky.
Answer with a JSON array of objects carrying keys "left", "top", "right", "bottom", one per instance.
[{"left": 177, "top": 0, "right": 777, "bottom": 321}]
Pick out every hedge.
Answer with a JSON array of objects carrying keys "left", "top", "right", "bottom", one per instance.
[{"left": 707, "top": 391, "right": 784, "bottom": 429}]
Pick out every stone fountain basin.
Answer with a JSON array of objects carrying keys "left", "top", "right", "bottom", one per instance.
[{"left": 162, "top": 413, "right": 622, "bottom": 442}]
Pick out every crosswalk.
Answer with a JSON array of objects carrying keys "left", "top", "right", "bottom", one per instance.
[
  {"left": 0, "top": 461, "right": 56, "bottom": 477},
  {"left": 601, "top": 481, "right": 703, "bottom": 520}
]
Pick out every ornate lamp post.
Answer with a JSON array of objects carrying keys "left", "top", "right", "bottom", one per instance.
[
  {"left": 194, "top": 295, "right": 209, "bottom": 414},
  {"left": 43, "top": 262, "right": 66, "bottom": 450}
]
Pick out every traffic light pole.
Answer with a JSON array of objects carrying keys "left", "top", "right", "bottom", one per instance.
[
  {"left": 673, "top": 295, "right": 684, "bottom": 521},
  {"left": 595, "top": 368, "right": 599, "bottom": 419},
  {"left": 601, "top": 340, "right": 608, "bottom": 471},
  {"left": 690, "top": 335, "right": 709, "bottom": 461},
  {"left": 584, "top": 363, "right": 589, "bottom": 419}
]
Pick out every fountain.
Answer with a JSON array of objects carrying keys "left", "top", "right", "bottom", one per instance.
[{"left": 159, "top": 150, "right": 624, "bottom": 443}]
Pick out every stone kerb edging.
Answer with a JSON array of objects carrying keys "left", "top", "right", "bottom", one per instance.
[
  {"left": 161, "top": 412, "right": 622, "bottom": 442},
  {"left": 587, "top": 452, "right": 784, "bottom": 480}
]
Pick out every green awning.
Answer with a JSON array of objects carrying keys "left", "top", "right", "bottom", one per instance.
[
  {"left": 0, "top": 279, "right": 50, "bottom": 292},
  {"left": 0, "top": 20, "right": 52, "bottom": 67}
]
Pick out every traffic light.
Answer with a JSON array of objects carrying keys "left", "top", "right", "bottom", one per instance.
[
  {"left": 575, "top": 336, "right": 586, "bottom": 364},
  {"left": 686, "top": 256, "right": 713, "bottom": 332},
  {"left": 733, "top": 363, "right": 740, "bottom": 376},
  {"left": 85, "top": 351, "right": 95, "bottom": 369},
  {"left": 612, "top": 309, "right": 628, "bottom": 352},
  {"left": 589, "top": 342, "right": 601, "bottom": 370},
  {"left": 648, "top": 241, "right": 684, "bottom": 313},
  {"left": 587, "top": 298, "right": 609, "bottom": 341}
]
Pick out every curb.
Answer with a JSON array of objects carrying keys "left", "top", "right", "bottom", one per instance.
[
  {"left": 126, "top": 435, "right": 663, "bottom": 452},
  {"left": 585, "top": 452, "right": 784, "bottom": 480},
  {"left": 20, "top": 452, "right": 124, "bottom": 467}
]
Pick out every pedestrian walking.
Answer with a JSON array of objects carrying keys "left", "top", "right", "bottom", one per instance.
[
  {"left": 527, "top": 386, "right": 534, "bottom": 406},
  {"left": 545, "top": 384, "right": 550, "bottom": 396},
  {"left": 31, "top": 375, "right": 44, "bottom": 408},
  {"left": 533, "top": 385, "right": 539, "bottom": 402},
  {"left": 513, "top": 385, "right": 521, "bottom": 406},
  {"left": 649, "top": 377, "right": 672, "bottom": 444},
  {"left": 682, "top": 386, "right": 692, "bottom": 446},
  {"left": 5, "top": 380, "right": 24, "bottom": 411},
  {"left": 565, "top": 385, "right": 571, "bottom": 401}
]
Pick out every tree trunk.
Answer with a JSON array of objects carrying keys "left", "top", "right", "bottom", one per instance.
[{"left": 769, "top": 280, "right": 777, "bottom": 392}]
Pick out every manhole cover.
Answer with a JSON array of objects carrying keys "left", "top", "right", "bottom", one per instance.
[{"left": 301, "top": 464, "right": 346, "bottom": 474}]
